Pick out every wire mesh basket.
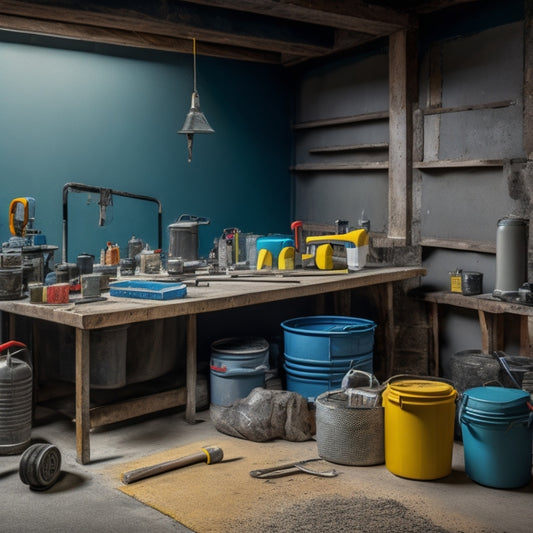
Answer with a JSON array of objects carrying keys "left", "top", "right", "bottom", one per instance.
[{"left": 315, "top": 388, "right": 384, "bottom": 466}]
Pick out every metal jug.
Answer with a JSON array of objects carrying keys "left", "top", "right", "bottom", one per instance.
[
  {"left": 493, "top": 216, "right": 528, "bottom": 298},
  {"left": 168, "top": 214, "right": 210, "bottom": 262},
  {"left": 0, "top": 341, "right": 33, "bottom": 455}
]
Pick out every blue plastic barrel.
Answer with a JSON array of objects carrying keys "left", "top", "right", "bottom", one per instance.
[
  {"left": 459, "top": 386, "right": 533, "bottom": 488},
  {"left": 281, "top": 316, "right": 376, "bottom": 400}
]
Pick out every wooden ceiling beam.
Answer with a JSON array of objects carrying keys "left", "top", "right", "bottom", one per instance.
[
  {"left": 180, "top": 0, "right": 412, "bottom": 35},
  {"left": 0, "top": 13, "right": 281, "bottom": 63},
  {"left": 0, "top": 0, "right": 338, "bottom": 57}
]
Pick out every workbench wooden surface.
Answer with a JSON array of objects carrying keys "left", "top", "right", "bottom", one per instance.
[
  {"left": 0, "top": 265, "right": 425, "bottom": 464},
  {"left": 0, "top": 266, "right": 426, "bottom": 330}
]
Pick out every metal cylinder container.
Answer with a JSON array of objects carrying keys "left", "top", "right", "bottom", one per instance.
[
  {"left": 0, "top": 341, "right": 33, "bottom": 455},
  {"left": 493, "top": 217, "right": 528, "bottom": 298}
]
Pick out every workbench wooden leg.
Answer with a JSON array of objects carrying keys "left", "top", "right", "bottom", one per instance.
[
  {"left": 334, "top": 290, "right": 351, "bottom": 315},
  {"left": 185, "top": 314, "right": 197, "bottom": 423},
  {"left": 478, "top": 311, "right": 504, "bottom": 354},
  {"left": 519, "top": 316, "right": 533, "bottom": 356},
  {"left": 429, "top": 302, "right": 439, "bottom": 376},
  {"left": 383, "top": 282, "right": 395, "bottom": 377},
  {"left": 76, "top": 329, "right": 91, "bottom": 464}
]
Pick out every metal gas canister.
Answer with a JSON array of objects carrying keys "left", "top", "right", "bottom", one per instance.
[{"left": 0, "top": 341, "right": 33, "bottom": 455}]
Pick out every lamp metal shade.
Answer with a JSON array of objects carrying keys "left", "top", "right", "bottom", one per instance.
[{"left": 178, "top": 92, "right": 214, "bottom": 135}]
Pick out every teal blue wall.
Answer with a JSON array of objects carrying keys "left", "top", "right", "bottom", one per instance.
[{"left": 0, "top": 34, "right": 292, "bottom": 262}]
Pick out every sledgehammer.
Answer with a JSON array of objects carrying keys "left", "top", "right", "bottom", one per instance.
[{"left": 121, "top": 446, "right": 224, "bottom": 485}]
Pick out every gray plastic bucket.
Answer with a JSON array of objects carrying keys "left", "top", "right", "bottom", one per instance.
[{"left": 210, "top": 337, "right": 269, "bottom": 406}]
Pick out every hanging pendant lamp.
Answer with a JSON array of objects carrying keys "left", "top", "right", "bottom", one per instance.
[{"left": 178, "top": 38, "right": 214, "bottom": 163}]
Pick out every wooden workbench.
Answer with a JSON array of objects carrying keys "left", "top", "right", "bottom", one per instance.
[
  {"left": 421, "top": 291, "right": 533, "bottom": 374},
  {"left": 0, "top": 266, "right": 425, "bottom": 464}
]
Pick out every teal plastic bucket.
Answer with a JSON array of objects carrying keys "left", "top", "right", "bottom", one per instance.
[
  {"left": 210, "top": 337, "right": 269, "bottom": 406},
  {"left": 459, "top": 386, "right": 533, "bottom": 488},
  {"left": 281, "top": 316, "right": 376, "bottom": 361}
]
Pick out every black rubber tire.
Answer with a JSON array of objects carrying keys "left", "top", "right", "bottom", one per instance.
[{"left": 19, "top": 443, "right": 62, "bottom": 491}]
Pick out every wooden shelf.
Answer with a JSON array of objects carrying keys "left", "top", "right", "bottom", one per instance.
[
  {"left": 309, "top": 142, "right": 389, "bottom": 154},
  {"left": 420, "top": 237, "right": 496, "bottom": 254},
  {"left": 292, "top": 111, "right": 389, "bottom": 130},
  {"left": 291, "top": 161, "right": 389, "bottom": 171},
  {"left": 420, "top": 99, "right": 516, "bottom": 116},
  {"left": 414, "top": 159, "right": 504, "bottom": 169}
]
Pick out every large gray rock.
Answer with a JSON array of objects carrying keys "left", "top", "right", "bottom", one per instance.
[{"left": 210, "top": 388, "right": 314, "bottom": 442}]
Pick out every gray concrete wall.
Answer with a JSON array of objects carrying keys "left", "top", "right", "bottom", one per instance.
[{"left": 292, "top": 12, "right": 528, "bottom": 377}]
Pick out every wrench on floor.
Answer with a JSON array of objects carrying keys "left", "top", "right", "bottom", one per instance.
[{"left": 249, "top": 458, "right": 338, "bottom": 479}]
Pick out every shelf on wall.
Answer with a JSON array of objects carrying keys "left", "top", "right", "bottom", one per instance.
[
  {"left": 419, "top": 99, "right": 516, "bottom": 116},
  {"left": 309, "top": 142, "right": 389, "bottom": 154},
  {"left": 414, "top": 159, "right": 504, "bottom": 169},
  {"left": 292, "top": 111, "right": 389, "bottom": 130},
  {"left": 291, "top": 161, "right": 389, "bottom": 171},
  {"left": 420, "top": 237, "right": 495, "bottom": 254}
]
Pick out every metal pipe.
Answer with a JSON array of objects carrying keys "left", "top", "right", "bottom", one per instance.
[{"left": 62, "top": 182, "right": 162, "bottom": 263}]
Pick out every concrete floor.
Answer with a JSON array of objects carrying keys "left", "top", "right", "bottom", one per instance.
[{"left": 1, "top": 404, "right": 533, "bottom": 533}]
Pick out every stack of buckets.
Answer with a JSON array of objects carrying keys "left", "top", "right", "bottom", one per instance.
[
  {"left": 281, "top": 316, "right": 376, "bottom": 401},
  {"left": 459, "top": 386, "right": 533, "bottom": 488}
]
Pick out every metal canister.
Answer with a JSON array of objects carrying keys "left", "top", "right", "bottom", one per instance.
[
  {"left": 168, "top": 214, "right": 210, "bottom": 262},
  {"left": 0, "top": 341, "right": 33, "bottom": 455},
  {"left": 77, "top": 253, "right": 94, "bottom": 275},
  {"left": 493, "top": 217, "right": 528, "bottom": 298},
  {"left": 128, "top": 236, "right": 144, "bottom": 260}
]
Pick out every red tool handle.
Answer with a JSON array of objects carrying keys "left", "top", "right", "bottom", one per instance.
[
  {"left": 0, "top": 340, "right": 27, "bottom": 353},
  {"left": 291, "top": 220, "right": 303, "bottom": 252}
]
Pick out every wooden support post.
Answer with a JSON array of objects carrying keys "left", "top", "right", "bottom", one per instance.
[
  {"left": 185, "top": 313, "right": 197, "bottom": 423},
  {"left": 75, "top": 328, "right": 90, "bottom": 464},
  {"left": 388, "top": 30, "right": 416, "bottom": 243},
  {"left": 383, "top": 282, "right": 395, "bottom": 377},
  {"left": 429, "top": 301, "right": 439, "bottom": 376},
  {"left": 478, "top": 310, "right": 504, "bottom": 354},
  {"left": 519, "top": 315, "right": 533, "bottom": 356}
]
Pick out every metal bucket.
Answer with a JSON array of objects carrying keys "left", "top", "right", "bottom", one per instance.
[{"left": 0, "top": 341, "right": 33, "bottom": 455}]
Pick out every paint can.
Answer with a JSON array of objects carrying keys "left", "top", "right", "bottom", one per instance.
[
  {"left": 77, "top": 253, "right": 94, "bottom": 276},
  {"left": 81, "top": 273, "right": 102, "bottom": 298},
  {"left": 461, "top": 271, "right": 483, "bottom": 295}
]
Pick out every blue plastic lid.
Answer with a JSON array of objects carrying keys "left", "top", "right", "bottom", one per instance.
[
  {"left": 281, "top": 316, "right": 376, "bottom": 335},
  {"left": 462, "top": 386, "right": 530, "bottom": 415}
]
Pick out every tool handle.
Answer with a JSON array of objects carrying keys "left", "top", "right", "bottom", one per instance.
[
  {"left": 121, "top": 446, "right": 223, "bottom": 484},
  {"left": 122, "top": 451, "right": 206, "bottom": 484}
]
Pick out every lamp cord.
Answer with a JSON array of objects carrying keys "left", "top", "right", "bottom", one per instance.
[{"left": 193, "top": 37, "right": 197, "bottom": 93}]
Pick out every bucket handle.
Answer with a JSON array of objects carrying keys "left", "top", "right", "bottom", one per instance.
[
  {"left": 210, "top": 364, "right": 268, "bottom": 376},
  {"left": 0, "top": 340, "right": 27, "bottom": 366},
  {"left": 327, "top": 324, "right": 374, "bottom": 333}
]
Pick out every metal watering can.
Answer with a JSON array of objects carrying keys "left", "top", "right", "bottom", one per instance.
[{"left": 0, "top": 341, "right": 33, "bottom": 455}]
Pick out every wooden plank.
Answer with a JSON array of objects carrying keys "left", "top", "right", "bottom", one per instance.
[
  {"left": 291, "top": 162, "right": 389, "bottom": 171},
  {"left": 414, "top": 159, "right": 505, "bottom": 168},
  {"left": 292, "top": 111, "right": 389, "bottom": 130},
  {"left": 519, "top": 316, "right": 533, "bottom": 356},
  {"left": 429, "top": 302, "right": 439, "bottom": 376},
  {"left": 420, "top": 237, "right": 496, "bottom": 254},
  {"left": 185, "top": 0, "right": 411, "bottom": 35},
  {"left": 422, "top": 100, "right": 515, "bottom": 115},
  {"left": 75, "top": 329, "right": 90, "bottom": 465},
  {"left": 388, "top": 30, "right": 416, "bottom": 241},
  {"left": 0, "top": 0, "right": 336, "bottom": 56},
  {"left": 384, "top": 282, "right": 395, "bottom": 376},
  {"left": 0, "top": 14, "right": 280, "bottom": 63},
  {"left": 309, "top": 142, "right": 389, "bottom": 154},
  {"left": 186, "top": 314, "right": 197, "bottom": 423},
  {"left": 525, "top": 0, "right": 533, "bottom": 159},
  {"left": 89, "top": 388, "right": 187, "bottom": 428},
  {"left": 478, "top": 310, "right": 490, "bottom": 354}
]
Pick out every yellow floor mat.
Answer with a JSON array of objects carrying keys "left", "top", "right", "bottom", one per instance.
[{"left": 110, "top": 436, "right": 357, "bottom": 532}]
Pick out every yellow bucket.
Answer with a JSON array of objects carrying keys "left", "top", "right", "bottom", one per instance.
[{"left": 382, "top": 378, "right": 457, "bottom": 480}]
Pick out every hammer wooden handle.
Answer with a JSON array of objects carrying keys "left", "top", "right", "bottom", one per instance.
[{"left": 121, "top": 446, "right": 223, "bottom": 485}]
